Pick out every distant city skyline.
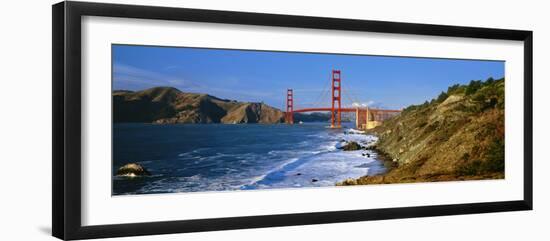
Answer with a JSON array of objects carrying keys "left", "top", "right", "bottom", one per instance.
[{"left": 113, "top": 45, "right": 504, "bottom": 110}]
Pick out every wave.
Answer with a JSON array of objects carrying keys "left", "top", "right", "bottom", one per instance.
[
  {"left": 117, "top": 125, "right": 385, "bottom": 194},
  {"left": 243, "top": 158, "right": 300, "bottom": 189},
  {"left": 242, "top": 130, "right": 383, "bottom": 190}
]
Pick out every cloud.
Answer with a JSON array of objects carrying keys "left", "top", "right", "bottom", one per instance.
[
  {"left": 113, "top": 63, "right": 278, "bottom": 104},
  {"left": 352, "top": 100, "right": 376, "bottom": 107},
  {"left": 113, "top": 63, "right": 201, "bottom": 90}
]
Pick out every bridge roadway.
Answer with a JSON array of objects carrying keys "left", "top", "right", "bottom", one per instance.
[{"left": 291, "top": 107, "right": 402, "bottom": 113}]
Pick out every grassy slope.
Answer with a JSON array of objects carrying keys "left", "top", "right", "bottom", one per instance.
[{"left": 343, "top": 78, "right": 505, "bottom": 185}]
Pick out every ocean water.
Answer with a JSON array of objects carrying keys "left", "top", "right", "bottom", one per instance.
[{"left": 113, "top": 122, "right": 386, "bottom": 195}]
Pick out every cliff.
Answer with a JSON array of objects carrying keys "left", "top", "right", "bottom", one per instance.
[{"left": 341, "top": 78, "right": 505, "bottom": 184}]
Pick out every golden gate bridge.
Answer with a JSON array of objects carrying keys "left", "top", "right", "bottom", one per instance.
[{"left": 285, "top": 70, "right": 401, "bottom": 129}]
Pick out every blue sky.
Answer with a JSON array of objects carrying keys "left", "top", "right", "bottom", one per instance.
[{"left": 113, "top": 45, "right": 504, "bottom": 110}]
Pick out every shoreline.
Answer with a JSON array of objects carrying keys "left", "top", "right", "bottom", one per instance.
[
  {"left": 337, "top": 131, "right": 505, "bottom": 186},
  {"left": 335, "top": 137, "right": 397, "bottom": 186}
]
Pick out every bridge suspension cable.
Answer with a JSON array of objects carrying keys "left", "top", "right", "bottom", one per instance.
[
  {"left": 285, "top": 70, "right": 401, "bottom": 129},
  {"left": 341, "top": 89, "right": 356, "bottom": 108},
  {"left": 347, "top": 88, "right": 367, "bottom": 106},
  {"left": 309, "top": 74, "right": 331, "bottom": 109}
]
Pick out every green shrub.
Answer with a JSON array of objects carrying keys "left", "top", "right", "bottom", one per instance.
[
  {"left": 455, "top": 139, "right": 504, "bottom": 176},
  {"left": 457, "top": 160, "right": 482, "bottom": 176},
  {"left": 483, "top": 139, "right": 505, "bottom": 172},
  {"left": 465, "top": 80, "right": 483, "bottom": 95},
  {"left": 447, "top": 84, "right": 461, "bottom": 94},
  {"left": 436, "top": 91, "right": 449, "bottom": 103}
]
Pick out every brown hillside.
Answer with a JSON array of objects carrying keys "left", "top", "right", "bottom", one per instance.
[
  {"left": 113, "top": 87, "right": 285, "bottom": 124},
  {"left": 341, "top": 78, "right": 505, "bottom": 185}
]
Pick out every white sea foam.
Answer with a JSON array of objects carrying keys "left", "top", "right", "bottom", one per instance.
[
  {"left": 127, "top": 125, "right": 386, "bottom": 194},
  {"left": 243, "top": 128, "right": 385, "bottom": 190},
  {"left": 244, "top": 158, "right": 300, "bottom": 186}
]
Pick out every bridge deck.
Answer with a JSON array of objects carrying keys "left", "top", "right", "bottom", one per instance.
[{"left": 291, "top": 107, "right": 401, "bottom": 113}]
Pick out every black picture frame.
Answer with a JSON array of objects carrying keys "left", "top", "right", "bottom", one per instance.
[{"left": 52, "top": 1, "right": 533, "bottom": 240}]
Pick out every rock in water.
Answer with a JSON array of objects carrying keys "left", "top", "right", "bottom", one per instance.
[
  {"left": 342, "top": 141, "right": 362, "bottom": 151},
  {"left": 341, "top": 178, "right": 358, "bottom": 185},
  {"left": 116, "top": 163, "right": 151, "bottom": 177}
]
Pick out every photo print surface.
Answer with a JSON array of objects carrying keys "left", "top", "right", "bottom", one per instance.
[{"left": 112, "top": 44, "right": 505, "bottom": 195}]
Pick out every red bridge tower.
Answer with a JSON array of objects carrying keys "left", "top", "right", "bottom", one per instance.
[
  {"left": 331, "top": 70, "right": 342, "bottom": 128},
  {"left": 286, "top": 89, "right": 294, "bottom": 124}
]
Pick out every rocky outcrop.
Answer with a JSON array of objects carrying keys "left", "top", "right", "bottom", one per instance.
[
  {"left": 221, "top": 103, "right": 284, "bottom": 124},
  {"left": 341, "top": 141, "right": 363, "bottom": 151},
  {"left": 116, "top": 163, "right": 151, "bottom": 177}
]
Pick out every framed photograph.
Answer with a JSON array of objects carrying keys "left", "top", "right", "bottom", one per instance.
[{"left": 52, "top": 1, "right": 533, "bottom": 240}]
